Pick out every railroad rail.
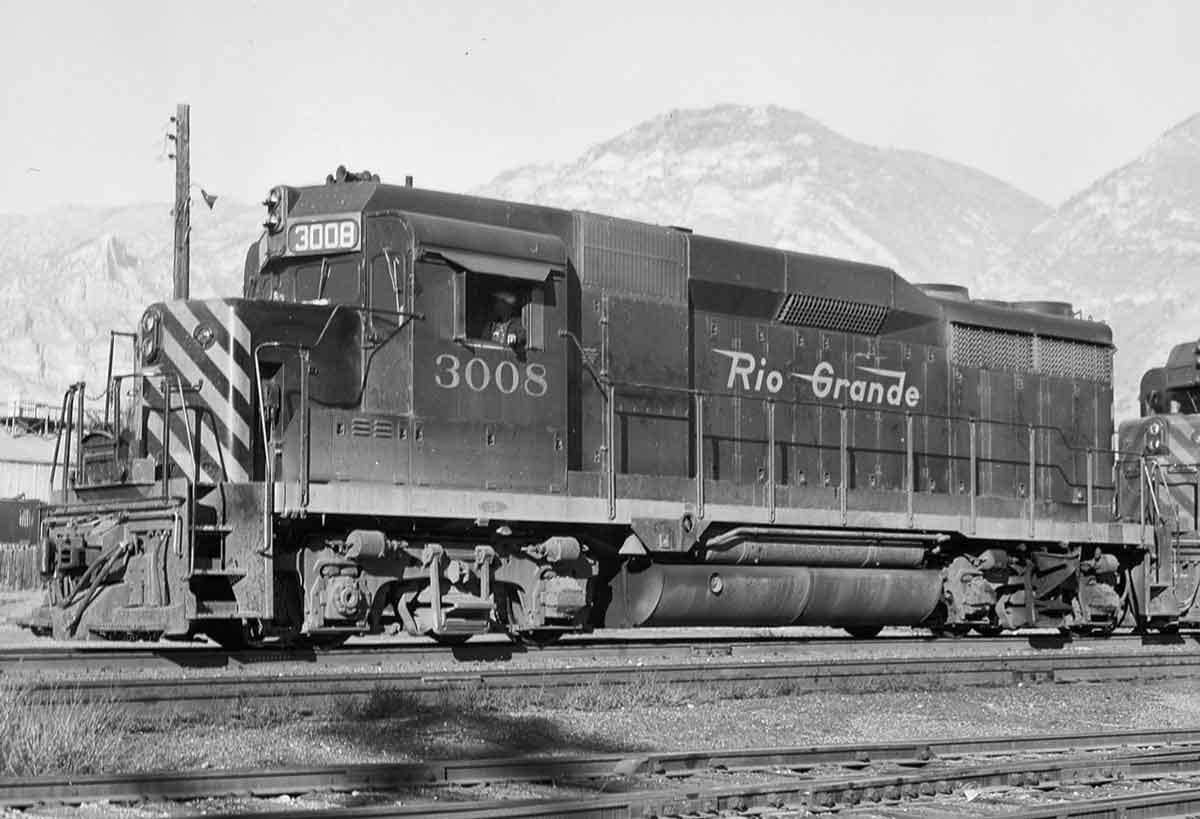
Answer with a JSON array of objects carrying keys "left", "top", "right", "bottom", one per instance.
[
  {"left": 1, "top": 630, "right": 1195, "bottom": 676},
  {"left": 8, "top": 728, "right": 1200, "bottom": 815},
  {"left": 21, "top": 648, "right": 1200, "bottom": 713}
]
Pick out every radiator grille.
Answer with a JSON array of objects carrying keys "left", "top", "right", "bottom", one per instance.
[
  {"left": 952, "top": 323, "right": 1111, "bottom": 383},
  {"left": 1037, "top": 336, "right": 1113, "bottom": 383},
  {"left": 952, "top": 324, "right": 1034, "bottom": 372},
  {"left": 373, "top": 419, "right": 394, "bottom": 439},
  {"left": 775, "top": 293, "right": 888, "bottom": 335},
  {"left": 350, "top": 418, "right": 372, "bottom": 437}
]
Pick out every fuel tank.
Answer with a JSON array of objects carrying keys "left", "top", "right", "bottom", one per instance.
[{"left": 604, "top": 563, "right": 943, "bottom": 628}]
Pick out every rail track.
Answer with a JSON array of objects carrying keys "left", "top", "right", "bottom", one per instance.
[
  {"left": 20, "top": 647, "right": 1200, "bottom": 713},
  {"left": 2, "top": 629, "right": 1196, "bottom": 676},
  {"left": 8, "top": 728, "right": 1200, "bottom": 816}
]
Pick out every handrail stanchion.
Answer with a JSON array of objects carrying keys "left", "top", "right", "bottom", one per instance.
[
  {"left": 74, "top": 382, "right": 85, "bottom": 487},
  {"left": 299, "top": 348, "right": 311, "bottom": 510},
  {"left": 1139, "top": 455, "right": 1146, "bottom": 538},
  {"left": 839, "top": 407, "right": 849, "bottom": 526},
  {"left": 695, "top": 392, "right": 705, "bottom": 520},
  {"left": 59, "top": 387, "right": 74, "bottom": 495},
  {"left": 161, "top": 375, "right": 171, "bottom": 501},
  {"left": 968, "top": 418, "right": 977, "bottom": 535},
  {"left": 606, "top": 385, "right": 616, "bottom": 521},
  {"left": 905, "top": 412, "right": 914, "bottom": 527},
  {"left": 767, "top": 399, "right": 776, "bottom": 524},
  {"left": 1086, "top": 448, "right": 1094, "bottom": 528},
  {"left": 1027, "top": 424, "right": 1036, "bottom": 537}
]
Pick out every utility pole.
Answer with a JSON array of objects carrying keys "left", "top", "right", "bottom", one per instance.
[{"left": 170, "top": 103, "right": 190, "bottom": 300}]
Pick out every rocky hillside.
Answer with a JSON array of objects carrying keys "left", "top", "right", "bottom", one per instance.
[
  {"left": 0, "top": 202, "right": 258, "bottom": 403},
  {"left": 480, "top": 105, "right": 1050, "bottom": 288},
  {"left": 994, "top": 114, "right": 1200, "bottom": 415},
  {"left": 1, "top": 103, "right": 1197, "bottom": 422}
]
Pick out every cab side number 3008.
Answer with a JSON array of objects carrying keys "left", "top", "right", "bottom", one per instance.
[{"left": 434, "top": 353, "right": 548, "bottom": 397}]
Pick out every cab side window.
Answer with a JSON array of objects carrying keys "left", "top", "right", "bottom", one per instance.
[
  {"left": 455, "top": 272, "right": 545, "bottom": 350},
  {"left": 322, "top": 259, "right": 360, "bottom": 304}
]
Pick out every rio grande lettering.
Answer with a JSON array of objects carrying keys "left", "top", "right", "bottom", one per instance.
[{"left": 714, "top": 348, "right": 920, "bottom": 408}]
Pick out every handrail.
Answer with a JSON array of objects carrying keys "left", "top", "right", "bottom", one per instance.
[
  {"left": 905, "top": 413, "right": 915, "bottom": 528},
  {"left": 605, "top": 383, "right": 616, "bottom": 521},
  {"left": 606, "top": 381, "right": 1132, "bottom": 485},
  {"left": 49, "top": 384, "right": 74, "bottom": 492},
  {"left": 598, "top": 377, "right": 1145, "bottom": 529},
  {"left": 1142, "top": 459, "right": 1166, "bottom": 523},
  {"left": 254, "top": 341, "right": 313, "bottom": 515},
  {"left": 766, "top": 399, "right": 776, "bottom": 524},
  {"left": 838, "top": 407, "right": 849, "bottom": 525},
  {"left": 160, "top": 374, "right": 170, "bottom": 501},
  {"left": 604, "top": 376, "right": 1131, "bottom": 460},
  {"left": 102, "top": 331, "right": 138, "bottom": 424},
  {"left": 1028, "top": 424, "right": 1037, "bottom": 537},
  {"left": 694, "top": 393, "right": 705, "bottom": 519},
  {"left": 968, "top": 418, "right": 977, "bottom": 533}
]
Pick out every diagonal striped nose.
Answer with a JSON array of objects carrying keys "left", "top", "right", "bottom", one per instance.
[{"left": 143, "top": 299, "right": 254, "bottom": 484}]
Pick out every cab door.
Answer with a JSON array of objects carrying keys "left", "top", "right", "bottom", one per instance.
[
  {"left": 331, "top": 215, "right": 412, "bottom": 484},
  {"left": 411, "top": 241, "right": 567, "bottom": 493}
]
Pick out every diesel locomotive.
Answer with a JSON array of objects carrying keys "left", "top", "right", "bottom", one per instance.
[
  {"left": 1112, "top": 342, "right": 1200, "bottom": 629},
  {"left": 26, "top": 168, "right": 1186, "bottom": 645}
]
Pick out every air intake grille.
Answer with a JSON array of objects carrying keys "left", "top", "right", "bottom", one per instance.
[
  {"left": 1037, "top": 336, "right": 1113, "bottom": 384},
  {"left": 775, "top": 293, "right": 888, "bottom": 335},
  {"left": 952, "top": 324, "right": 1034, "bottom": 372}
]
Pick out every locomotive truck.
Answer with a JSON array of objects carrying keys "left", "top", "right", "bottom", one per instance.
[{"left": 26, "top": 168, "right": 1184, "bottom": 646}]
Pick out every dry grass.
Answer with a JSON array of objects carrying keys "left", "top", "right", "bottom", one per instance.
[
  {"left": 0, "top": 682, "right": 131, "bottom": 776},
  {"left": 0, "top": 673, "right": 961, "bottom": 777},
  {"left": 332, "top": 671, "right": 949, "bottom": 721}
]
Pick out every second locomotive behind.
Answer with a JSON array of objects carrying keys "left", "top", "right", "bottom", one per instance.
[{"left": 28, "top": 168, "right": 1167, "bottom": 645}]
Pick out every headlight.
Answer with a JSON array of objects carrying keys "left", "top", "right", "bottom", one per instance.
[
  {"left": 140, "top": 310, "right": 161, "bottom": 364},
  {"left": 1145, "top": 419, "right": 1167, "bottom": 454}
]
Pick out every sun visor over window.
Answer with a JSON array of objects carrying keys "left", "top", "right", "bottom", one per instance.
[{"left": 430, "top": 248, "right": 562, "bottom": 282}]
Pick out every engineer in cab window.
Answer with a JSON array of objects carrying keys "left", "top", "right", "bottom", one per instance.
[{"left": 487, "top": 290, "right": 527, "bottom": 349}]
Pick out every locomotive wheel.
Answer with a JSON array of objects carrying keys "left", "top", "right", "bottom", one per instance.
[
  {"left": 514, "top": 629, "right": 563, "bottom": 646},
  {"left": 843, "top": 626, "right": 883, "bottom": 639}
]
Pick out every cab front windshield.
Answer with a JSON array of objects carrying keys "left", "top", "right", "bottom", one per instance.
[
  {"left": 1155, "top": 387, "right": 1200, "bottom": 416},
  {"left": 250, "top": 257, "right": 359, "bottom": 304}
]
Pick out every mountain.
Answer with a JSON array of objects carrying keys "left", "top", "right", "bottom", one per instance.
[
  {"left": 478, "top": 105, "right": 1051, "bottom": 288},
  {"left": 2, "top": 103, "right": 1198, "bottom": 424},
  {"left": 0, "top": 202, "right": 259, "bottom": 404},
  {"left": 995, "top": 114, "right": 1200, "bottom": 416}
]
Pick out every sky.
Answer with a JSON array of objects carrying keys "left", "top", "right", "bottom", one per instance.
[{"left": 0, "top": 0, "right": 1197, "bottom": 214}]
